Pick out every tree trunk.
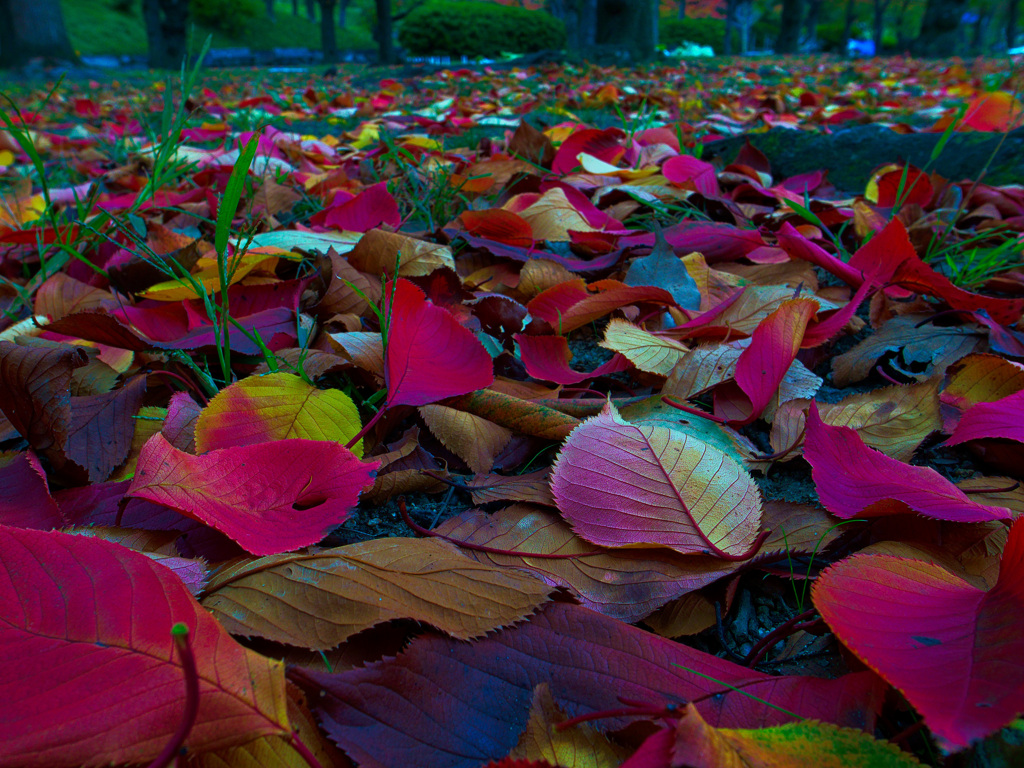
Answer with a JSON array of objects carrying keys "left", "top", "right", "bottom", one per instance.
[
  {"left": 1009, "top": 0, "right": 1021, "bottom": 49},
  {"left": 0, "top": 0, "right": 78, "bottom": 66},
  {"left": 803, "top": 0, "right": 822, "bottom": 47},
  {"left": 375, "top": 0, "right": 395, "bottom": 64},
  {"left": 339, "top": 0, "right": 347, "bottom": 27},
  {"left": 723, "top": 0, "right": 738, "bottom": 55},
  {"left": 873, "top": 0, "right": 890, "bottom": 53},
  {"left": 265, "top": 0, "right": 275, "bottom": 22},
  {"left": 594, "top": 0, "right": 657, "bottom": 62},
  {"left": 292, "top": 0, "right": 299, "bottom": 16},
  {"left": 913, "top": 0, "right": 966, "bottom": 56},
  {"left": 842, "top": 0, "right": 856, "bottom": 55},
  {"left": 142, "top": 0, "right": 190, "bottom": 69},
  {"left": 678, "top": 0, "right": 686, "bottom": 18},
  {"left": 895, "top": 0, "right": 914, "bottom": 50},
  {"left": 547, "top": 0, "right": 597, "bottom": 59},
  {"left": 305, "top": 0, "right": 317, "bottom": 21},
  {"left": 775, "top": 0, "right": 804, "bottom": 53},
  {"left": 317, "top": 0, "right": 337, "bottom": 61}
]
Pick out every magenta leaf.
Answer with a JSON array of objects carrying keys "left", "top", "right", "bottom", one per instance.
[
  {"left": 515, "top": 333, "right": 631, "bottom": 384},
  {"left": 0, "top": 526, "right": 289, "bottom": 766},
  {"left": 945, "top": 389, "right": 1024, "bottom": 446},
  {"left": 384, "top": 278, "right": 494, "bottom": 408},
  {"left": 0, "top": 451, "right": 62, "bottom": 529},
  {"left": 127, "top": 434, "right": 379, "bottom": 555},
  {"left": 804, "top": 403, "right": 1011, "bottom": 522},
  {"left": 813, "top": 519, "right": 1024, "bottom": 751}
]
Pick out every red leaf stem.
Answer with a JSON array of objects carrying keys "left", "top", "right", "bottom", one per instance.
[{"left": 144, "top": 623, "right": 199, "bottom": 768}]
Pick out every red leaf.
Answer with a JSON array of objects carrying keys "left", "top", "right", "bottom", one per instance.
[
  {"left": 847, "top": 219, "right": 1024, "bottom": 325},
  {"left": 459, "top": 209, "right": 535, "bottom": 247},
  {"left": 804, "top": 403, "right": 1011, "bottom": 522},
  {"left": 527, "top": 279, "right": 675, "bottom": 334},
  {"left": 0, "top": 451, "right": 61, "bottom": 529},
  {"left": 128, "top": 434, "right": 378, "bottom": 555},
  {"left": 946, "top": 390, "right": 1024, "bottom": 446},
  {"left": 289, "top": 602, "right": 882, "bottom": 768},
  {"left": 0, "top": 526, "right": 289, "bottom": 766},
  {"left": 311, "top": 182, "right": 401, "bottom": 232},
  {"left": 384, "top": 278, "right": 493, "bottom": 408},
  {"left": 813, "top": 519, "right": 1024, "bottom": 751},
  {"left": 551, "top": 127, "right": 626, "bottom": 175},
  {"left": 729, "top": 298, "right": 818, "bottom": 425},
  {"left": 515, "top": 333, "right": 631, "bottom": 384},
  {"left": 663, "top": 154, "right": 721, "bottom": 197}
]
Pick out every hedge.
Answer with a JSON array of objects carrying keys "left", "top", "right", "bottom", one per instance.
[{"left": 398, "top": 1, "right": 566, "bottom": 59}]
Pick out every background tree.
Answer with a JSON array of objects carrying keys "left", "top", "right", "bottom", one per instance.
[
  {"left": 775, "top": 0, "right": 804, "bottom": 52},
  {"left": 0, "top": 0, "right": 77, "bottom": 67},
  {"left": 549, "top": 0, "right": 658, "bottom": 61},
  {"left": 913, "top": 0, "right": 966, "bottom": 54},
  {"left": 1008, "top": 0, "right": 1021, "bottom": 48},
  {"left": 317, "top": 0, "right": 339, "bottom": 60},
  {"left": 143, "top": 0, "right": 190, "bottom": 68}
]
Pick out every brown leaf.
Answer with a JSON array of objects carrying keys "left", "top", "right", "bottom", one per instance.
[
  {"left": 201, "top": 537, "right": 553, "bottom": 648},
  {"left": 326, "top": 331, "right": 384, "bottom": 380},
  {"left": 435, "top": 505, "right": 746, "bottom": 623},
  {"left": 643, "top": 591, "right": 718, "bottom": 637},
  {"left": 464, "top": 468, "right": 556, "bottom": 507},
  {"left": 768, "top": 379, "right": 942, "bottom": 463},
  {"left": 347, "top": 228, "right": 454, "bottom": 278},
  {"left": 0, "top": 340, "right": 87, "bottom": 453},
  {"left": 34, "top": 273, "right": 112, "bottom": 322},
  {"left": 443, "top": 390, "right": 580, "bottom": 441},
  {"left": 419, "top": 404, "right": 512, "bottom": 474},
  {"left": 509, "top": 119, "right": 555, "bottom": 168},
  {"left": 364, "top": 426, "right": 447, "bottom": 503},
  {"left": 317, "top": 250, "right": 382, "bottom": 320},
  {"left": 832, "top": 315, "right": 983, "bottom": 386}
]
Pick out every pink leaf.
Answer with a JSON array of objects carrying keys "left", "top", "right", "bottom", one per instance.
[
  {"left": 128, "top": 434, "right": 378, "bottom": 555},
  {"left": 311, "top": 183, "right": 401, "bottom": 232},
  {"left": 0, "top": 526, "right": 289, "bottom": 766},
  {"left": 945, "top": 389, "right": 1024, "bottom": 446},
  {"left": 813, "top": 519, "right": 1024, "bottom": 751},
  {"left": 662, "top": 154, "right": 721, "bottom": 197},
  {"left": 730, "top": 298, "right": 818, "bottom": 425},
  {"left": 384, "top": 278, "right": 493, "bottom": 408},
  {"left": 804, "top": 402, "right": 1011, "bottom": 522},
  {"left": 515, "top": 333, "right": 631, "bottom": 384},
  {"left": 550, "top": 404, "right": 762, "bottom": 558},
  {"left": 551, "top": 127, "right": 626, "bottom": 175}
]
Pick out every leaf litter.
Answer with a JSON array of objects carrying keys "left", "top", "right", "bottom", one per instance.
[{"left": 1, "top": 56, "right": 1024, "bottom": 767}]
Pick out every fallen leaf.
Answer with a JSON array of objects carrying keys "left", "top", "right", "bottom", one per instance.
[
  {"left": 202, "top": 537, "right": 552, "bottom": 648},
  {"left": 813, "top": 518, "right": 1024, "bottom": 751},
  {"left": 0, "top": 526, "right": 289, "bottom": 766},
  {"left": 128, "top": 434, "right": 378, "bottom": 556},
  {"left": 551, "top": 403, "right": 762, "bottom": 558}
]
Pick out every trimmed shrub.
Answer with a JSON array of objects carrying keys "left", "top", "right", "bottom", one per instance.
[
  {"left": 398, "top": 1, "right": 566, "bottom": 59},
  {"left": 190, "top": 0, "right": 261, "bottom": 32},
  {"left": 659, "top": 17, "right": 726, "bottom": 52}
]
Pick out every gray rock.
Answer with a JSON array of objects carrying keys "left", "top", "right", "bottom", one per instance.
[{"left": 704, "top": 124, "right": 1024, "bottom": 194}]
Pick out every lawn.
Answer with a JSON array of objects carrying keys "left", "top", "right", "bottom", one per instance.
[{"left": 1, "top": 56, "right": 1023, "bottom": 767}]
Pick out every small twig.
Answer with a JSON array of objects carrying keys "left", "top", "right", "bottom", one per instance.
[
  {"left": 743, "top": 608, "right": 821, "bottom": 668},
  {"left": 288, "top": 731, "right": 326, "bottom": 768},
  {"left": 661, "top": 395, "right": 728, "bottom": 424}
]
